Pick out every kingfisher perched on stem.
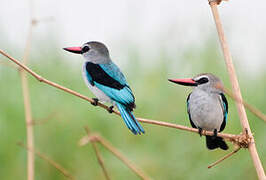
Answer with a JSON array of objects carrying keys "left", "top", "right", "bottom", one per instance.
[
  {"left": 63, "top": 41, "right": 144, "bottom": 135},
  {"left": 169, "top": 73, "right": 228, "bottom": 150}
]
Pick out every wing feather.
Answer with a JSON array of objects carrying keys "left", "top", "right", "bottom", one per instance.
[
  {"left": 219, "top": 93, "right": 228, "bottom": 132},
  {"left": 84, "top": 62, "right": 135, "bottom": 109}
]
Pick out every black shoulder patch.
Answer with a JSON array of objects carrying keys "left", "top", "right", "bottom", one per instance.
[
  {"left": 219, "top": 93, "right": 228, "bottom": 132},
  {"left": 86, "top": 62, "right": 125, "bottom": 90},
  {"left": 187, "top": 93, "right": 197, "bottom": 129},
  {"left": 220, "top": 93, "right": 228, "bottom": 112}
]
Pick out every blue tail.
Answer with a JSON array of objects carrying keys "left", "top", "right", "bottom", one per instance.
[{"left": 116, "top": 102, "right": 145, "bottom": 135}]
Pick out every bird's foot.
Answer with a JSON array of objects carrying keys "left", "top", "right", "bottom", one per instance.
[
  {"left": 91, "top": 98, "right": 99, "bottom": 106},
  {"left": 198, "top": 127, "right": 203, "bottom": 137},
  {"left": 107, "top": 105, "right": 114, "bottom": 113}
]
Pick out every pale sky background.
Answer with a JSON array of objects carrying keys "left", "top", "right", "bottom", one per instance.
[{"left": 1, "top": 0, "right": 266, "bottom": 73}]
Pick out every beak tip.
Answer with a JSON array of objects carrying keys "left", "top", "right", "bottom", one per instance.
[
  {"left": 168, "top": 79, "right": 174, "bottom": 83},
  {"left": 62, "top": 46, "right": 82, "bottom": 54},
  {"left": 167, "top": 78, "right": 197, "bottom": 86}
]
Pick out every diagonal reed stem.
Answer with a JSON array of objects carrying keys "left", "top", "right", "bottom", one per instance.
[
  {"left": 79, "top": 132, "right": 151, "bottom": 180},
  {"left": 208, "top": 146, "right": 241, "bottom": 169},
  {"left": 20, "top": 15, "right": 35, "bottom": 180},
  {"left": 208, "top": 1, "right": 265, "bottom": 179},
  {"left": 221, "top": 86, "right": 266, "bottom": 122},
  {"left": 0, "top": 49, "right": 245, "bottom": 142},
  {"left": 84, "top": 127, "right": 111, "bottom": 180},
  {"left": 17, "top": 142, "right": 75, "bottom": 180}
]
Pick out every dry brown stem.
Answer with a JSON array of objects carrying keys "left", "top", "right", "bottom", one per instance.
[
  {"left": 80, "top": 129, "right": 151, "bottom": 180},
  {"left": 209, "top": 0, "right": 265, "bottom": 179},
  {"left": 30, "top": 112, "right": 58, "bottom": 126},
  {"left": 84, "top": 127, "right": 111, "bottom": 180},
  {"left": 215, "top": 83, "right": 266, "bottom": 122},
  {"left": 17, "top": 142, "right": 76, "bottom": 180},
  {"left": 208, "top": 146, "right": 241, "bottom": 169},
  {"left": 222, "top": 87, "right": 266, "bottom": 122},
  {"left": 19, "top": 7, "right": 54, "bottom": 180},
  {"left": 1, "top": 0, "right": 263, "bottom": 178},
  {"left": 0, "top": 50, "right": 244, "bottom": 142},
  {"left": 20, "top": 9, "right": 35, "bottom": 180},
  {"left": 20, "top": 71, "right": 34, "bottom": 180},
  {"left": 2, "top": 53, "right": 264, "bottom": 125}
]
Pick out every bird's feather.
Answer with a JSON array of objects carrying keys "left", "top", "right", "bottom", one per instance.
[
  {"left": 99, "top": 63, "right": 128, "bottom": 86},
  {"left": 187, "top": 93, "right": 197, "bottom": 129},
  {"left": 116, "top": 102, "right": 144, "bottom": 134},
  {"left": 206, "top": 135, "right": 228, "bottom": 150},
  {"left": 219, "top": 93, "right": 228, "bottom": 132},
  {"left": 85, "top": 61, "right": 135, "bottom": 109},
  {"left": 85, "top": 62, "right": 124, "bottom": 89},
  {"left": 94, "top": 82, "right": 135, "bottom": 109}
]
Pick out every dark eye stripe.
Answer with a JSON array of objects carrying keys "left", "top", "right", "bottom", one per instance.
[
  {"left": 196, "top": 77, "right": 209, "bottom": 84},
  {"left": 82, "top": 46, "right": 90, "bottom": 53}
]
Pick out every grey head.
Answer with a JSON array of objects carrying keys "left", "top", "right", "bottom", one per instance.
[
  {"left": 81, "top": 41, "right": 110, "bottom": 64},
  {"left": 169, "top": 73, "right": 224, "bottom": 93},
  {"left": 192, "top": 73, "right": 223, "bottom": 93},
  {"left": 63, "top": 41, "right": 111, "bottom": 64}
]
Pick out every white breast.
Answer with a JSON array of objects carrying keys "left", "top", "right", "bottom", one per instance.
[
  {"left": 188, "top": 90, "right": 224, "bottom": 131},
  {"left": 82, "top": 64, "right": 112, "bottom": 103}
]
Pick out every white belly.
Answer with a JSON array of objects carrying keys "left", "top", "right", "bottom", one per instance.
[
  {"left": 188, "top": 90, "right": 224, "bottom": 131},
  {"left": 87, "top": 83, "right": 112, "bottom": 103}
]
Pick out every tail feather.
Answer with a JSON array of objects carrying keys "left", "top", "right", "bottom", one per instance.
[
  {"left": 128, "top": 112, "right": 145, "bottom": 134},
  {"left": 116, "top": 102, "right": 145, "bottom": 135},
  {"left": 123, "top": 108, "right": 138, "bottom": 134},
  {"left": 117, "top": 104, "right": 134, "bottom": 132},
  {"left": 206, "top": 135, "right": 228, "bottom": 150}
]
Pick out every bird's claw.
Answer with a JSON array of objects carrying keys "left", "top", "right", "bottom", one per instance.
[
  {"left": 107, "top": 106, "right": 114, "bottom": 113},
  {"left": 198, "top": 127, "right": 203, "bottom": 137},
  {"left": 91, "top": 98, "right": 99, "bottom": 106}
]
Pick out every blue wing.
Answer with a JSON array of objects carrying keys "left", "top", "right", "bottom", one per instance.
[
  {"left": 99, "top": 63, "right": 128, "bottom": 86},
  {"left": 85, "top": 61, "right": 135, "bottom": 109},
  {"left": 84, "top": 61, "right": 143, "bottom": 134},
  {"left": 94, "top": 82, "right": 135, "bottom": 108}
]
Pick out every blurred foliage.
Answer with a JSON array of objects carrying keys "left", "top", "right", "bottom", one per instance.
[{"left": 0, "top": 38, "right": 265, "bottom": 180}]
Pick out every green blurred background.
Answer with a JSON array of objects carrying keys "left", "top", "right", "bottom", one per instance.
[
  {"left": 1, "top": 0, "right": 266, "bottom": 179},
  {"left": 0, "top": 38, "right": 265, "bottom": 179}
]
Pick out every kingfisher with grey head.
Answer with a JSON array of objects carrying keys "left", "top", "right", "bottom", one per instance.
[
  {"left": 63, "top": 41, "right": 144, "bottom": 135},
  {"left": 169, "top": 73, "right": 228, "bottom": 150}
]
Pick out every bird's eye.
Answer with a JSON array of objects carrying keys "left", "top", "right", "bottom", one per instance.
[
  {"left": 82, "top": 46, "right": 90, "bottom": 53},
  {"left": 196, "top": 77, "right": 209, "bottom": 84}
]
